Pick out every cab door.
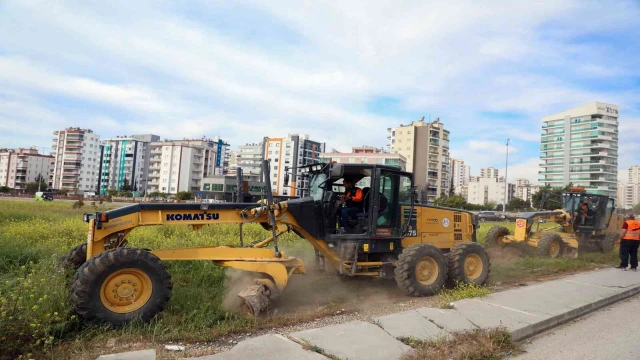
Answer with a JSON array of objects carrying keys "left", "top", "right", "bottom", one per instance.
[{"left": 370, "top": 168, "right": 413, "bottom": 238}]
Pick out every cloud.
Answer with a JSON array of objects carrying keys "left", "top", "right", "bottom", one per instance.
[{"left": 0, "top": 0, "right": 638, "bottom": 187}]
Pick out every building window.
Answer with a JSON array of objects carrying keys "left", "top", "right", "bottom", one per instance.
[
  {"left": 170, "top": 187, "right": 176, "bottom": 191},
  {"left": 272, "top": 181, "right": 277, "bottom": 185},
  {"left": 348, "top": 157, "right": 355, "bottom": 164},
  {"left": 274, "top": 166, "right": 278, "bottom": 170}
]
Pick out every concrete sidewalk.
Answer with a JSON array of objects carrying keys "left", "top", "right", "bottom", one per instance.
[{"left": 100, "top": 268, "right": 640, "bottom": 360}]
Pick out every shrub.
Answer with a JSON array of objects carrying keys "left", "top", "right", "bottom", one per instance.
[{"left": 71, "top": 200, "right": 84, "bottom": 209}]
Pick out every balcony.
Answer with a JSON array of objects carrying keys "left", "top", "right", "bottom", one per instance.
[{"left": 150, "top": 149, "right": 162, "bottom": 155}]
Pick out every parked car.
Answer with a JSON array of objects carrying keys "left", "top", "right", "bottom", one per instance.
[{"left": 477, "top": 211, "right": 507, "bottom": 222}]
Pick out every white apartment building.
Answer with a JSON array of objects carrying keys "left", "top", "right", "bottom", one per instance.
[
  {"left": 319, "top": 146, "right": 407, "bottom": 170},
  {"left": 540, "top": 102, "right": 619, "bottom": 199},
  {"left": 263, "top": 134, "right": 325, "bottom": 197},
  {"left": 618, "top": 166, "right": 640, "bottom": 209},
  {"left": 50, "top": 128, "right": 101, "bottom": 194},
  {"left": 99, "top": 134, "right": 160, "bottom": 195},
  {"left": 451, "top": 158, "right": 471, "bottom": 190},
  {"left": 387, "top": 117, "right": 450, "bottom": 202},
  {"left": 481, "top": 167, "right": 499, "bottom": 180},
  {"left": 468, "top": 177, "right": 515, "bottom": 206},
  {"left": 514, "top": 178, "right": 539, "bottom": 203},
  {"left": 147, "top": 138, "right": 228, "bottom": 195},
  {"left": 236, "top": 143, "right": 264, "bottom": 176},
  {"left": 0, "top": 148, "right": 53, "bottom": 190}
]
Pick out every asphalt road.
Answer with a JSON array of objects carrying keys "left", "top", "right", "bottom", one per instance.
[{"left": 515, "top": 295, "right": 640, "bottom": 360}]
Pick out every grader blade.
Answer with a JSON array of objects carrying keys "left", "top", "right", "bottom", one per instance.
[
  {"left": 563, "top": 246, "right": 579, "bottom": 259},
  {"left": 238, "top": 284, "right": 270, "bottom": 316}
]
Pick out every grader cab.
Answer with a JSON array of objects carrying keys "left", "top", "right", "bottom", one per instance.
[
  {"left": 486, "top": 188, "right": 620, "bottom": 258},
  {"left": 63, "top": 160, "right": 490, "bottom": 326}
]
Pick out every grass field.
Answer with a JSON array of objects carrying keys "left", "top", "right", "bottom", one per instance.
[{"left": 0, "top": 201, "right": 619, "bottom": 359}]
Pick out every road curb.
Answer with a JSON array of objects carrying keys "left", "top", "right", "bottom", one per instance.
[{"left": 510, "top": 284, "right": 640, "bottom": 341}]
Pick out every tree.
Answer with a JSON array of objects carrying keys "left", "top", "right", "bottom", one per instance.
[
  {"left": 120, "top": 178, "right": 132, "bottom": 192},
  {"left": 495, "top": 204, "right": 504, "bottom": 211},
  {"left": 531, "top": 183, "right": 573, "bottom": 210},
  {"left": 107, "top": 189, "right": 118, "bottom": 197},
  {"left": 633, "top": 203, "right": 640, "bottom": 214},
  {"left": 508, "top": 197, "right": 531, "bottom": 211},
  {"left": 0, "top": 186, "right": 10, "bottom": 193},
  {"left": 58, "top": 189, "right": 69, "bottom": 196},
  {"left": 442, "top": 194, "right": 467, "bottom": 209},
  {"left": 486, "top": 201, "right": 497, "bottom": 211},
  {"left": 175, "top": 191, "right": 193, "bottom": 200}
]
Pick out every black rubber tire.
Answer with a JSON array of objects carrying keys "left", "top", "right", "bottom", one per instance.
[
  {"left": 70, "top": 248, "right": 172, "bottom": 326},
  {"left": 600, "top": 232, "right": 619, "bottom": 253},
  {"left": 485, "top": 226, "right": 510, "bottom": 248},
  {"left": 536, "top": 233, "right": 565, "bottom": 258},
  {"left": 447, "top": 242, "right": 491, "bottom": 286},
  {"left": 395, "top": 244, "right": 448, "bottom": 296},
  {"left": 60, "top": 243, "right": 87, "bottom": 270}
]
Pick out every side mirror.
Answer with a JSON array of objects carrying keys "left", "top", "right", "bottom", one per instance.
[{"left": 330, "top": 163, "right": 344, "bottom": 178}]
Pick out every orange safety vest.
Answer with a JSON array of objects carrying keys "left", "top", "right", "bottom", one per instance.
[{"left": 623, "top": 220, "right": 640, "bottom": 241}]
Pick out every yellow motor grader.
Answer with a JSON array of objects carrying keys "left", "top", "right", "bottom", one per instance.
[
  {"left": 485, "top": 188, "right": 622, "bottom": 258},
  {"left": 63, "top": 160, "right": 490, "bottom": 325}
]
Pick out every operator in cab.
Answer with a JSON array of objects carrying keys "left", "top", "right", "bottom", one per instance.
[
  {"left": 616, "top": 214, "right": 640, "bottom": 271},
  {"left": 575, "top": 202, "right": 594, "bottom": 226},
  {"left": 339, "top": 178, "right": 363, "bottom": 231}
]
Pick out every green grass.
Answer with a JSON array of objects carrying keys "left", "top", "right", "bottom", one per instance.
[
  {"left": 438, "top": 282, "right": 492, "bottom": 308},
  {"left": 0, "top": 204, "right": 621, "bottom": 359},
  {"left": 0, "top": 201, "right": 307, "bottom": 359}
]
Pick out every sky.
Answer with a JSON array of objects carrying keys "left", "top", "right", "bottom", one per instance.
[{"left": 1, "top": 0, "right": 639, "bottom": 184}]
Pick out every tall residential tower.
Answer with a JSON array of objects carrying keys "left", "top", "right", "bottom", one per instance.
[{"left": 540, "top": 102, "right": 619, "bottom": 199}]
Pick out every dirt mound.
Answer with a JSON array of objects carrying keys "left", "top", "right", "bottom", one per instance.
[{"left": 488, "top": 245, "right": 527, "bottom": 263}]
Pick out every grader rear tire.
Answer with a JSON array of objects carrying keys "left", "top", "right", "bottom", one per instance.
[
  {"left": 447, "top": 242, "right": 491, "bottom": 286},
  {"left": 60, "top": 243, "right": 87, "bottom": 270},
  {"left": 70, "top": 247, "right": 172, "bottom": 326},
  {"left": 485, "top": 226, "right": 510, "bottom": 248},
  {"left": 537, "top": 233, "right": 565, "bottom": 258},
  {"left": 395, "top": 244, "right": 448, "bottom": 296},
  {"left": 600, "top": 232, "right": 618, "bottom": 253}
]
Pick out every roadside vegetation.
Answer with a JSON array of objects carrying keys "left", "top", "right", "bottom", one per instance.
[
  {"left": 401, "top": 328, "right": 520, "bottom": 360},
  {"left": 0, "top": 201, "right": 619, "bottom": 359}
]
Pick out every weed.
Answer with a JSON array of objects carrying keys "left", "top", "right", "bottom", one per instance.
[
  {"left": 438, "top": 281, "right": 492, "bottom": 308},
  {"left": 401, "top": 327, "right": 520, "bottom": 360}
]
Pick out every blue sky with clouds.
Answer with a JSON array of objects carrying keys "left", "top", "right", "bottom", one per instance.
[{"left": 1, "top": 0, "right": 639, "bottom": 183}]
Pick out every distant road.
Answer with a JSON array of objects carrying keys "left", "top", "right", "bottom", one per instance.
[{"left": 515, "top": 295, "right": 640, "bottom": 360}]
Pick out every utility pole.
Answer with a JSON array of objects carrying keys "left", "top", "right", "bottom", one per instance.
[{"left": 504, "top": 138, "right": 510, "bottom": 213}]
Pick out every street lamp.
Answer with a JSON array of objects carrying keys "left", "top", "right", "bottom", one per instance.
[{"left": 504, "top": 138, "right": 510, "bottom": 213}]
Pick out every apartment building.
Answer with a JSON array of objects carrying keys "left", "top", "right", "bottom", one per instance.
[
  {"left": 50, "top": 128, "right": 101, "bottom": 194},
  {"left": 514, "top": 178, "right": 539, "bottom": 202},
  {"left": 481, "top": 167, "right": 499, "bottom": 180},
  {"left": 387, "top": 117, "right": 450, "bottom": 202},
  {"left": 618, "top": 166, "right": 640, "bottom": 209},
  {"left": 236, "top": 143, "right": 264, "bottom": 176},
  {"left": 540, "top": 102, "right": 619, "bottom": 199},
  {"left": 98, "top": 134, "right": 160, "bottom": 195},
  {"left": 451, "top": 159, "right": 470, "bottom": 186},
  {"left": 146, "top": 138, "right": 228, "bottom": 195},
  {"left": 263, "top": 134, "right": 325, "bottom": 197},
  {"left": 319, "top": 146, "right": 407, "bottom": 170},
  {"left": 0, "top": 148, "right": 53, "bottom": 190},
  {"left": 468, "top": 167, "right": 515, "bottom": 206}
]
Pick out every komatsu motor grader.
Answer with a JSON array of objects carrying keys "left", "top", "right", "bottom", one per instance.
[
  {"left": 63, "top": 160, "right": 490, "bottom": 325},
  {"left": 485, "top": 188, "right": 622, "bottom": 258}
]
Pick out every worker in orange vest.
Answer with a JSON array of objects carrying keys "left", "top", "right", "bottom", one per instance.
[{"left": 616, "top": 214, "right": 640, "bottom": 271}]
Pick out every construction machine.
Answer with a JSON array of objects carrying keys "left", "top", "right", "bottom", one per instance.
[
  {"left": 485, "top": 187, "right": 623, "bottom": 258},
  {"left": 63, "top": 160, "right": 490, "bottom": 326}
]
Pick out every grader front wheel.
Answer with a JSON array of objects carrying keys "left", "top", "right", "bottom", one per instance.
[
  {"left": 485, "top": 226, "right": 510, "bottom": 248},
  {"left": 70, "top": 248, "right": 173, "bottom": 325},
  {"left": 395, "top": 244, "right": 448, "bottom": 296},
  {"left": 537, "top": 233, "right": 565, "bottom": 258},
  {"left": 60, "top": 243, "right": 87, "bottom": 270}
]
